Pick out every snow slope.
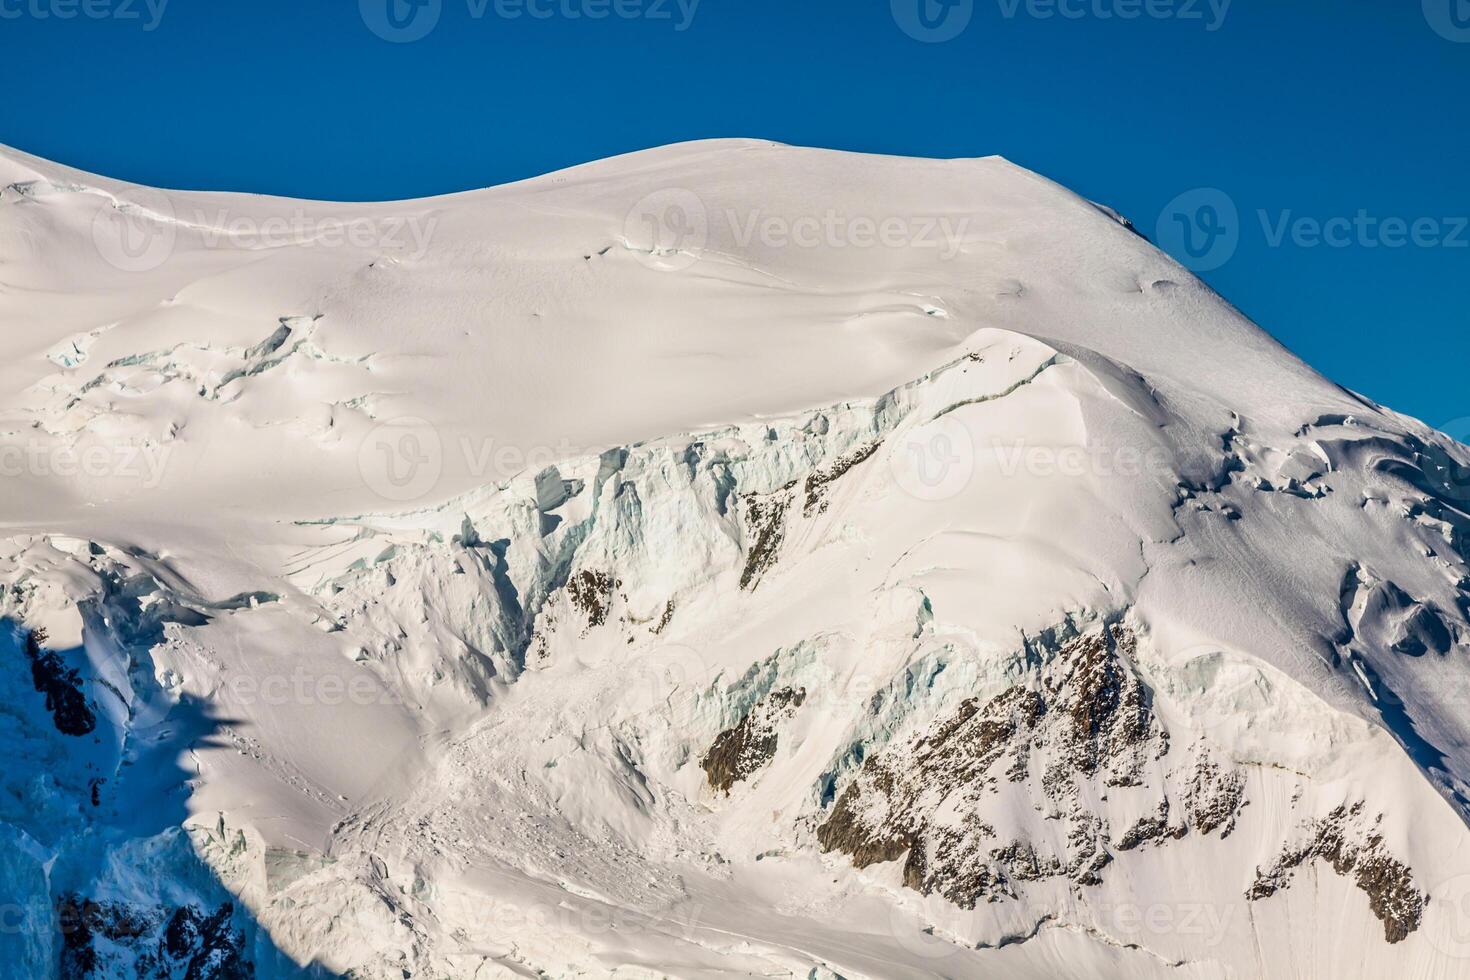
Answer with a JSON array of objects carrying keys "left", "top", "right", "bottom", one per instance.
[{"left": 3, "top": 139, "right": 1470, "bottom": 978}]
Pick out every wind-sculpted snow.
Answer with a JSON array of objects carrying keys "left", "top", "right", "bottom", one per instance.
[{"left": 3, "top": 139, "right": 1470, "bottom": 977}]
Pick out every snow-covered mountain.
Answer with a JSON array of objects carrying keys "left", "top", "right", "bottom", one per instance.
[{"left": 3, "top": 138, "right": 1470, "bottom": 979}]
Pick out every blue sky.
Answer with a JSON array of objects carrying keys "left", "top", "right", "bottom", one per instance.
[{"left": 1, "top": 0, "right": 1465, "bottom": 429}]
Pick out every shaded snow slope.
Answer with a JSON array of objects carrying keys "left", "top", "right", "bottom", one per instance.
[{"left": 3, "top": 140, "right": 1470, "bottom": 978}]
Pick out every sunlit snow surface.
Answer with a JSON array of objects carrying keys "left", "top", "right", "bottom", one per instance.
[{"left": 3, "top": 140, "right": 1470, "bottom": 978}]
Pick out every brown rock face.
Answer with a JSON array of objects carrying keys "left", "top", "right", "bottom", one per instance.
[
  {"left": 817, "top": 624, "right": 1174, "bottom": 906},
  {"left": 702, "top": 686, "right": 807, "bottom": 793},
  {"left": 1247, "top": 803, "right": 1425, "bottom": 943}
]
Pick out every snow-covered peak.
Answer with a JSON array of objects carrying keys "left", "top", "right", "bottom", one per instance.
[
  {"left": 3, "top": 142, "right": 1469, "bottom": 978},
  {"left": 2, "top": 139, "right": 1369, "bottom": 522}
]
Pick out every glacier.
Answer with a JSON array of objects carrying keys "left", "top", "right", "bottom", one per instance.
[{"left": 2, "top": 138, "right": 1470, "bottom": 977}]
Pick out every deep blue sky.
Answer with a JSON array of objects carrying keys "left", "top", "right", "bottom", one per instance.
[{"left": 1, "top": 0, "right": 1465, "bottom": 428}]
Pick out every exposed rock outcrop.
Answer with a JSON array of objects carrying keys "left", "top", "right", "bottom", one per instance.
[{"left": 702, "top": 686, "right": 807, "bottom": 793}]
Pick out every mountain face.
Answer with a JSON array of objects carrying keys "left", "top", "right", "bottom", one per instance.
[{"left": 2, "top": 139, "right": 1469, "bottom": 979}]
